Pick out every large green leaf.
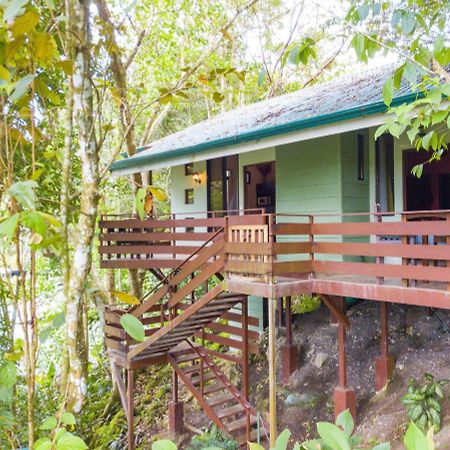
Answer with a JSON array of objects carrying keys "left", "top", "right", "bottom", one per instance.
[
  {"left": 120, "top": 314, "right": 145, "bottom": 342},
  {"left": 135, "top": 188, "right": 146, "bottom": 220},
  {"left": 11, "top": 9, "right": 40, "bottom": 37},
  {"left": 21, "top": 210, "right": 48, "bottom": 236},
  {"left": 382, "top": 77, "right": 394, "bottom": 106},
  {"left": 39, "top": 416, "right": 57, "bottom": 430},
  {"left": 61, "top": 412, "right": 76, "bottom": 426},
  {"left": 35, "top": 438, "right": 53, "bottom": 450},
  {"left": 10, "top": 74, "right": 36, "bottom": 102},
  {"left": 249, "top": 444, "right": 265, "bottom": 450},
  {"left": 273, "top": 429, "right": 291, "bottom": 450},
  {"left": 7, "top": 180, "right": 38, "bottom": 209},
  {"left": 404, "top": 422, "right": 429, "bottom": 450},
  {"left": 317, "top": 422, "right": 351, "bottom": 450},
  {"left": 336, "top": 409, "right": 354, "bottom": 437},
  {"left": 0, "top": 214, "right": 20, "bottom": 242},
  {"left": 0, "top": 362, "right": 16, "bottom": 388},
  {"left": 152, "top": 439, "right": 177, "bottom": 450},
  {"left": 56, "top": 431, "right": 88, "bottom": 450}
]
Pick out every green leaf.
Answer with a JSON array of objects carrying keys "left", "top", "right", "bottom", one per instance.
[
  {"left": 21, "top": 211, "right": 47, "bottom": 236},
  {"left": 274, "top": 429, "right": 291, "bottom": 450},
  {"left": 11, "top": 9, "right": 40, "bottom": 37},
  {"left": 401, "top": 11, "right": 416, "bottom": 34},
  {"left": 35, "top": 438, "right": 53, "bottom": 450},
  {"left": 249, "top": 444, "right": 265, "bottom": 450},
  {"left": 393, "top": 64, "right": 405, "bottom": 89},
  {"left": 0, "top": 362, "right": 16, "bottom": 388},
  {"left": 10, "top": 74, "right": 36, "bottom": 102},
  {"left": 56, "top": 432, "right": 88, "bottom": 449},
  {"left": 39, "top": 416, "right": 57, "bottom": 430},
  {"left": 317, "top": 422, "right": 351, "bottom": 450},
  {"left": 0, "top": 386, "right": 13, "bottom": 403},
  {"left": 120, "top": 314, "right": 145, "bottom": 342},
  {"left": 372, "top": 444, "right": 390, "bottom": 450},
  {"left": 382, "top": 77, "right": 394, "bottom": 106},
  {"left": 7, "top": 180, "right": 37, "bottom": 209},
  {"left": 0, "top": 214, "right": 19, "bottom": 242},
  {"left": 351, "top": 34, "right": 366, "bottom": 61},
  {"left": 357, "top": 4, "right": 369, "bottom": 21},
  {"left": 335, "top": 409, "right": 354, "bottom": 437},
  {"left": 422, "top": 131, "right": 435, "bottom": 150},
  {"left": 404, "top": 422, "right": 429, "bottom": 450},
  {"left": 0, "top": 409, "right": 14, "bottom": 427},
  {"left": 152, "top": 439, "right": 177, "bottom": 450},
  {"left": 61, "top": 412, "right": 76, "bottom": 426},
  {"left": 3, "top": 0, "right": 29, "bottom": 21},
  {"left": 135, "top": 187, "right": 146, "bottom": 220}
]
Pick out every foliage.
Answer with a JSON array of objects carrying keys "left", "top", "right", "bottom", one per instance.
[
  {"left": 186, "top": 425, "right": 240, "bottom": 450},
  {"left": 152, "top": 411, "right": 436, "bottom": 450},
  {"left": 290, "top": 295, "right": 321, "bottom": 315},
  {"left": 402, "top": 372, "right": 448, "bottom": 432},
  {"left": 346, "top": 0, "right": 450, "bottom": 175},
  {"left": 35, "top": 412, "right": 87, "bottom": 450}
]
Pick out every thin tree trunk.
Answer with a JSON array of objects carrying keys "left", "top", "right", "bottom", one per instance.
[{"left": 65, "top": 0, "right": 98, "bottom": 413}]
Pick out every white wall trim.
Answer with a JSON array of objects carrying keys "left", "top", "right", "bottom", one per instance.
[{"left": 112, "top": 114, "right": 387, "bottom": 176}]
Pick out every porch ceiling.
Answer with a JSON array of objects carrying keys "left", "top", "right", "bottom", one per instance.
[{"left": 112, "top": 63, "right": 415, "bottom": 176}]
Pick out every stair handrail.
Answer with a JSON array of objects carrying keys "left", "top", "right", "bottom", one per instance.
[{"left": 130, "top": 226, "right": 225, "bottom": 314}]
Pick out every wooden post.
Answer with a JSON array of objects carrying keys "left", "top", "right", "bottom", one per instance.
[
  {"left": 127, "top": 369, "right": 135, "bottom": 450},
  {"left": 268, "top": 298, "right": 277, "bottom": 447},
  {"left": 169, "top": 369, "right": 184, "bottom": 436},
  {"left": 374, "top": 302, "right": 395, "bottom": 391},
  {"left": 309, "top": 215, "right": 314, "bottom": 278},
  {"left": 281, "top": 296, "right": 298, "bottom": 385},
  {"left": 242, "top": 297, "right": 250, "bottom": 443},
  {"left": 333, "top": 319, "right": 356, "bottom": 420}
]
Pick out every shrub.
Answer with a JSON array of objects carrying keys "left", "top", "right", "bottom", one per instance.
[
  {"left": 291, "top": 295, "right": 321, "bottom": 315},
  {"left": 402, "top": 372, "right": 448, "bottom": 432},
  {"left": 186, "top": 425, "right": 239, "bottom": 450}
]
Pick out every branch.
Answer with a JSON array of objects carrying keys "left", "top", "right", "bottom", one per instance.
[{"left": 124, "top": 29, "right": 147, "bottom": 70}]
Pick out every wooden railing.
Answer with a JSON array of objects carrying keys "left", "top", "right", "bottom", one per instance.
[
  {"left": 225, "top": 211, "right": 450, "bottom": 290},
  {"left": 99, "top": 209, "right": 265, "bottom": 270}
]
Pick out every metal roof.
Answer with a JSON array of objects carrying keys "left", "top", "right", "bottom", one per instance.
[{"left": 112, "top": 63, "right": 415, "bottom": 173}]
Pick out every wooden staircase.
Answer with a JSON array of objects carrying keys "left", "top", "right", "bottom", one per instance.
[
  {"left": 103, "top": 226, "right": 267, "bottom": 448},
  {"left": 169, "top": 343, "right": 266, "bottom": 446}
]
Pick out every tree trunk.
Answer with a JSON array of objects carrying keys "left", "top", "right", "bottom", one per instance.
[{"left": 65, "top": 0, "right": 98, "bottom": 413}]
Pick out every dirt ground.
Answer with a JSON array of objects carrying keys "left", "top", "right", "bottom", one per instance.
[
  {"left": 247, "top": 301, "right": 450, "bottom": 448},
  {"left": 167, "top": 301, "right": 450, "bottom": 448}
]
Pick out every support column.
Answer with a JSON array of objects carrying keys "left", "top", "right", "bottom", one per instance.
[
  {"left": 169, "top": 370, "right": 184, "bottom": 436},
  {"left": 242, "top": 297, "right": 250, "bottom": 443},
  {"left": 330, "top": 296, "right": 346, "bottom": 324},
  {"left": 374, "top": 302, "right": 395, "bottom": 391},
  {"left": 127, "top": 369, "right": 135, "bottom": 450},
  {"left": 281, "top": 296, "right": 298, "bottom": 385},
  {"left": 333, "top": 320, "right": 356, "bottom": 420},
  {"left": 268, "top": 298, "right": 277, "bottom": 447}
]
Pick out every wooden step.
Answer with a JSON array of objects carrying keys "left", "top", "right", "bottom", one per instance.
[
  {"left": 174, "top": 353, "right": 199, "bottom": 363},
  {"left": 216, "top": 403, "right": 245, "bottom": 419},
  {"left": 228, "top": 415, "right": 257, "bottom": 433},
  {"left": 207, "top": 393, "right": 235, "bottom": 407},
  {"left": 181, "top": 364, "right": 202, "bottom": 374},
  {"left": 203, "top": 381, "right": 225, "bottom": 395},
  {"left": 190, "top": 372, "right": 215, "bottom": 386}
]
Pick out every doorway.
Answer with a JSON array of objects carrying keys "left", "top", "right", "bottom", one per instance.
[
  {"left": 403, "top": 150, "right": 450, "bottom": 211},
  {"left": 207, "top": 155, "right": 239, "bottom": 215},
  {"left": 243, "top": 161, "right": 276, "bottom": 213}
]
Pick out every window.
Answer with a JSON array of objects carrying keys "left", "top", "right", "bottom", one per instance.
[
  {"left": 357, "top": 134, "right": 365, "bottom": 181},
  {"left": 376, "top": 134, "right": 395, "bottom": 212},
  {"left": 185, "top": 163, "right": 195, "bottom": 176},
  {"left": 185, "top": 188, "right": 194, "bottom": 204}
]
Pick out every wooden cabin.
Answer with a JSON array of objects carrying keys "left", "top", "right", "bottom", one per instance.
[{"left": 100, "top": 64, "right": 450, "bottom": 448}]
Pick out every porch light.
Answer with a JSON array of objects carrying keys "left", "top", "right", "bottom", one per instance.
[
  {"left": 193, "top": 171, "right": 202, "bottom": 184},
  {"left": 225, "top": 169, "right": 232, "bottom": 179}
]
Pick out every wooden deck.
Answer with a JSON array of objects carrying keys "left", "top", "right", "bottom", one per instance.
[{"left": 224, "top": 210, "right": 450, "bottom": 309}]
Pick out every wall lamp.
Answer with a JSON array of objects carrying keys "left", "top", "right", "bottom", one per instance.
[{"left": 192, "top": 171, "right": 202, "bottom": 184}]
